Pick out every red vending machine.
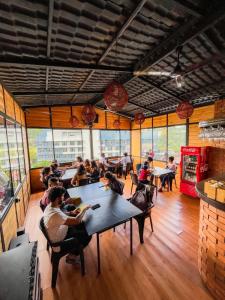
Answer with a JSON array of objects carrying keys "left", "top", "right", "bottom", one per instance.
[{"left": 180, "top": 146, "right": 209, "bottom": 198}]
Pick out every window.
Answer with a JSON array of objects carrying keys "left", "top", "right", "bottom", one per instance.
[
  {"left": 100, "top": 130, "right": 120, "bottom": 157},
  {"left": 141, "top": 128, "right": 152, "bottom": 157},
  {"left": 53, "top": 129, "right": 82, "bottom": 163},
  {"left": 92, "top": 130, "right": 101, "bottom": 160},
  {"left": 120, "top": 131, "right": 131, "bottom": 155},
  {"left": 153, "top": 127, "right": 167, "bottom": 161},
  {"left": 16, "top": 124, "right": 25, "bottom": 179},
  {"left": 168, "top": 125, "right": 186, "bottom": 163},
  {"left": 82, "top": 130, "right": 91, "bottom": 159},
  {"left": 28, "top": 129, "right": 54, "bottom": 168},
  {"left": 6, "top": 119, "right": 20, "bottom": 191},
  {"left": 0, "top": 116, "right": 13, "bottom": 210}
]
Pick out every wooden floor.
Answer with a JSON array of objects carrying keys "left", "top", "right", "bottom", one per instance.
[{"left": 24, "top": 177, "right": 213, "bottom": 300}]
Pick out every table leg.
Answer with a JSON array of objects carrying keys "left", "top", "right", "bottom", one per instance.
[
  {"left": 97, "top": 233, "right": 101, "bottom": 274},
  {"left": 130, "top": 218, "right": 133, "bottom": 255}
]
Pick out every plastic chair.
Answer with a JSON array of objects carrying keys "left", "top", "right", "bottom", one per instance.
[{"left": 39, "top": 217, "right": 85, "bottom": 288}]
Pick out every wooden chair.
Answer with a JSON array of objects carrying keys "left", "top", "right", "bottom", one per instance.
[
  {"left": 130, "top": 170, "right": 139, "bottom": 194},
  {"left": 39, "top": 217, "right": 85, "bottom": 288}
]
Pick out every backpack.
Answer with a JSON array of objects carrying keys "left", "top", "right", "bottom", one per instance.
[{"left": 130, "top": 183, "right": 154, "bottom": 211}]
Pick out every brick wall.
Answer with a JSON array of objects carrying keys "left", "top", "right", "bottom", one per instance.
[{"left": 198, "top": 200, "right": 225, "bottom": 300}]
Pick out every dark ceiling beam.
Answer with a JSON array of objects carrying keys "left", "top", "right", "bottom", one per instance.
[
  {"left": 79, "top": 0, "right": 148, "bottom": 91},
  {"left": 0, "top": 58, "right": 131, "bottom": 73},
  {"left": 95, "top": 106, "right": 133, "bottom": 119},
  {"left": 128, "top": 100, "right": 158, "bottom": 114},
  {"left": 161, "top": 0, "right": 204, "bottom": 17},
  {"left": 45, "top": 0, "right": 54, "bottom": 92},
  {"left": 134, "top": 5, "right": 225, "bottom": 73},
  {"left": 13, "top": 90, "right": 103, "bottom": 96}
]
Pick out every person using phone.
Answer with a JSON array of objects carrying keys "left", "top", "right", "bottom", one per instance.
[{"left": 43, "top": 186, "right": 92, "bottom": 264}]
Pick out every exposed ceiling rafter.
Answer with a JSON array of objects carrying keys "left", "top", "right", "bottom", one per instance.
[{"left": 13, "top": 90, "right": 103, "bottom": 96}]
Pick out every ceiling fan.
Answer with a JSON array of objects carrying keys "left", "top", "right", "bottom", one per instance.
[{"left": 134, "top": 46, "right": 185, "bottom": 88}]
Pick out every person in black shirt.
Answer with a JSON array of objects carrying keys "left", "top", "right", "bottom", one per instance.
[{"left": 104, "top": 171, "right": 124, "bottom": 195}]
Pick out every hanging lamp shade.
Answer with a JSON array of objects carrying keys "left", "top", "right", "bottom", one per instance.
[
  {"left": 176, "top": 101, "right": 194, "bottom": 119},
  {"left": 113, "top": 119, "right": 120, "bottom": 129},
  {"left": 81, "top": 104, "right": 96, "bottom": 126},
  {"left": 69, "top": 115, "right": 79, "bottom": 128},
  {"left": 134, "top": 112, "right": 145, "bottom": 125},
  {"left": 103, "top": 81, "right": 128, "bottom": 111}
]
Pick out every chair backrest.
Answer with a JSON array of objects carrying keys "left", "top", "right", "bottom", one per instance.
[
  {"left": 39, "top": 217, "right": 53, "bottom": 246},
  {"left": 78, "top": 178, "right": 90, "bottom": 186},
  {"left": 130, "top": 171, "right": 138, "bottom": 185},
  {"left": 136, "top": 163, "right": 142, "bottom": 174}
]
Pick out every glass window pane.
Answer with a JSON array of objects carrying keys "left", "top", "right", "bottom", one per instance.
[
  {"left": 28, "top": 129, "right": 54, "bottom": 168},
  {"left": 168, "top": 125, "right": 186, "bottom": 163},
  {"left": 82, "top": 129, "right": 91, "bottom": 159},
  {"left": 153, "top": 127, "right": 167, "bottom": 161},
  {"left": 53, "top": 129, "right": 83, "bottom": 163},
  {"left": 100, "top": 130, "right": 120, "bottom": 157},
  {"left": 6, "top": 119, "right": 20, "bottom": 191},
  {"left": 0, "top": 116, "right": 13, "bottom": 210},
  {"left": 92, "top": 130, "right": 101, "bottom": 160},
  {"left": 120, "top": 130, "right": 131, "bottom": 155},
  {"left": 141, "top": 128, "right": 152, "bottom": 157},
  {"left": 16, "top": 124, "right": 25, "bottom": 179}
]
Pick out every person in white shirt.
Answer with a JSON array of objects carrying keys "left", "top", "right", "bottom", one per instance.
[
  {"left": 158, "top": 156, "right": 176, "bottom": 192},
  {"left": 99, "top": 153, "right": 115, "bottom": 174},
  {"left": 43, "top": 186, "right": 91, "bottom": 263}
]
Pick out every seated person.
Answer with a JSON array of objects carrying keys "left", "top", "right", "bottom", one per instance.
[
  {"left": 147, "top": 156, "right": 154, "bottom": 169},
  {"left": 138, "top": 165, "right": 151, "bottom": 184},
  {"left": 84, "top": 159, "right": 91, "bottom": 173},
  {"left": 89, "top": 160, "right": 100, "bottom": 182},
  {"left": 51, "top": 163, "right": 62, "bottom": 178},
  {"left": 40, "top": 167, "right": 54, "bottom": 189},
  {"left": 67, "top": 156, "right": 83, "bottom": 169},
  {"left": 104, "top": 171, "right": 124, "bottom": 195},
  {"left": 158, "top": 156, "right": 176, "bottom": 192},
  {"left": 43, "top": 186, "right": 91, "bottom": 263},
  {"left": 117, "top": 152, "right": 132, "bottom": 177},
  {"left": 71, "top": 164, "right": 88, "bottom": 186},
  {"left": 40, "top": 177, "right": 59, "bottom": 211},
  {"left": 99, "top": 153, "right": 115, "bottom": 173}
]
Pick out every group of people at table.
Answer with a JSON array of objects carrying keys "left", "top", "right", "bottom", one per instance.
[{"left": 39, "top": 153, "right": 176, "bottom": 264}]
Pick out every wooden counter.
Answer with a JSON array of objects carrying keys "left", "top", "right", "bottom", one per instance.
[{"left": 196, "top": 180, "right": 225, "bottom": 300}]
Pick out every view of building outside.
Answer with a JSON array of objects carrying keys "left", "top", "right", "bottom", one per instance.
[
  {"left": 100, "top": 130, "right": 120, "bottom": 157},
  {"left": 168, "top": 125, "right": 186, "bottom": 163},
  {"left": 6, "top": 119, "right": 20, "bottom": 191},
  {"left": 53, "top": 130, "right": 83, "bottom": 163},
  {"left": 16, "top": 125, "right": 25, "bottom": 179},
  {"left": 153, "top": 127, "right": 167, "bottom": 161},
  {"left": 141, "top": 128, "right": 152, "bottom": 157},
  {"left": 92, "top": 130, "right": 101, "bottom": 160},
  {"left": 120, "top": 130, "right": 131, "bottom": 154},
  {"left": 82, "top": 129, "right": 91, "bottom": 159},
  {"left": 27, "top": 129, "right": 54, "bottom": 168}
]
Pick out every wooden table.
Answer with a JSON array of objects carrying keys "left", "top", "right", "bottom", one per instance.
[{"left": 67, "top": 182, "right": 142, "bottom": 274}]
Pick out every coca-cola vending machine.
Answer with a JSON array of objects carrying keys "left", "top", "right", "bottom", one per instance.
[{"left": 180, "top": 146, "right": 209, "bottom": 197}]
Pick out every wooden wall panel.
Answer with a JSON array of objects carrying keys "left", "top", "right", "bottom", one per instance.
[
  {"left": 131, "top": 121, "right": 140, "bottom": 130},
  {"left": 153, "top": 115, "right": 167, "bottom": 127},
  {"left": 168, "top": 113, "right": 186, "bottom": 125},
  {"left": 131, "top": 129, "right": 140, "bottom": 157},
  {"left": 72, "top": 106, "right": 86, "bottom": 129},
  {"left": 214, "top": 99, "right": 225, "bottom": 118},
  {"left": 22, "top": 180, "right": 29, "bottom": 212},
  {"left": 119, "top": 116, "right": 131, "bottom": 129},
  {"left": 15, "top": 189, "right": 25, "bottom": 227},
  {"left": 14, "top": 102, "right": 21, "bottom": 124},
  {"left": 20, "top": 109, "right": 25, "bottom": 126},
  {"left": 30, "top": 168, "right": 43, "bottom": 194},
  {"left": 142, "top": 117, "right": 152, "bottom": 128},
  {"left": 0, "top": 84, "right": 5, "bottom": 113},
  {"left": 51, "top": 106, "right": 72, "bottom": 128},
  {"left": 188, "top": 124, "right": 211, "bottom": 147},
  {"left": 93, "top": 108, "right": 106, "bottom": 129},
  {"left": 189, "top": 105, "right": 214, "bottom": 123},
  {"left": 2, "top": 204, "right": 18, "bottom": 250},
  {"left": 4, "top": 89, "right": 15, "bottom": 119},
  {"left": 22, "top": 127, "right": 30, "bottom": 173},
  {"left": 106, "top": 111, "right": 118, "bottom": 129},
  {"left": 25, "top": 107, "right": 50, "bottom": 127}
]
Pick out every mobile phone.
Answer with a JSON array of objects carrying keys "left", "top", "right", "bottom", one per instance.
[{"left": 91, "top": 203, "right": 101, "bottom": 210}]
